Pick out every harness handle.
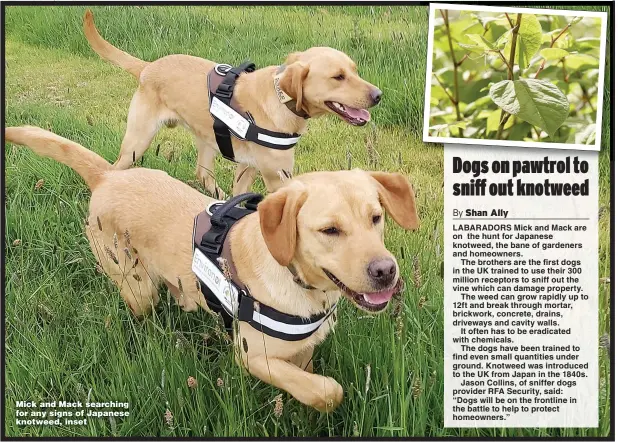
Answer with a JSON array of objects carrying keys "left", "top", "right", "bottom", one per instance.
[{"left": 210, "top": 193, "right": 263, "bottom": 227}]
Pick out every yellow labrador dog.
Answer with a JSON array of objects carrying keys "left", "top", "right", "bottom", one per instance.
[
  {"left": 83, "top": 10, "right": 382, "bottom": 197},
  {"left": 5, "top": 126, "right": 418, "bottom": 412}
]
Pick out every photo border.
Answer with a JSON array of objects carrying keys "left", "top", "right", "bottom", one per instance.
[{"left": 423, "top": 3, "right": 608, "bottom": 151}]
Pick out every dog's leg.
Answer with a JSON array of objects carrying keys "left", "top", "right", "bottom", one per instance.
[
  {"left": 114, "top": 89, "right": 160, "bottom": 170},
  {"left": 86, "top": 222, "right": 159, "bottom": 317},
  {"left": 255, "top": 152, "right": 294, "bottom": 193},
  {"left": 119, "top": 267, "right": 160, "bottom": 317},
  {"left": 290, "top": 347, "right": 314, "bottom": 373},
  {"left": 260, "top": 168, "right": 291, "bottom": 193},
  {"left": 232, "top": 164, "right": 258, "bottom": 196},
  {"left": 164, "top": 275, "right": 208, "bottom": 313},
  {"left": 243, "top": 355, "right": 343, "bottom": 411},
  {"left": 194, "top": 136, "right": 226, "bottom": 198}
]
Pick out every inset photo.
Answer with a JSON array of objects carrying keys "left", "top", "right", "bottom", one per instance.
[{"left": 423, "top": 3, "right": 607, "bottom": 150}]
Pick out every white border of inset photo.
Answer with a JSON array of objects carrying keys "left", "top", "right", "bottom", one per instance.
[{"left": 423, "top": 3, "right": 607, "bottom": 151}]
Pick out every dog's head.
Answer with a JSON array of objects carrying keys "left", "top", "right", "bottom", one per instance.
[
  {"left": 277, "top": 47, "right": 382, "bottom": 126},
  {"left": 258, "top": 170, "right": 419, "bottom": 313}
]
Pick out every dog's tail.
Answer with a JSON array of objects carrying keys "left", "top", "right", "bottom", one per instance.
[
  {"left": 83, "top": 9, "right": 148, "bottom": 79},
  {"left": 5, "top": 126, "right": 112, "bottom": 190}
]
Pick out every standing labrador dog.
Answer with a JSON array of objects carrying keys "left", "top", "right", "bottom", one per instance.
[
  {"left": 6, "top": 126, "right": 419, "bottom": 411},
  {"left": 83, "top": 10, "right": 382, "bottom": 197}
]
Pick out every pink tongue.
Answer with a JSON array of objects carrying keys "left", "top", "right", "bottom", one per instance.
[
  {"left": 343, "top": 105, "right": 370, "bottom": 122},
  {"left": 362, "top": 288, "right": 396, "bottom": 305}
]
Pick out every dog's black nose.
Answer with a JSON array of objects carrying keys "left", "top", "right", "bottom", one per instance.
[
  {"left": 367, "top": 258, "right": 396, "bottom": 286},
  {"left": 370, "top": 88, "right": 383, "bottom": 105}
]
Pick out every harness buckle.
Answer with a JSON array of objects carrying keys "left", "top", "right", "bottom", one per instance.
[
  {"left": 200, "top": 221, "right": 229, "bottom": 257},
  {"left": 199, "top": 241, "right": 223, "bottom": 256},
  {"left": 216, "top": 84, "right": 234, "bottom": 99}
]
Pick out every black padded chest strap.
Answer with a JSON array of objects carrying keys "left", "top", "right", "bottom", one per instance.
[{"left": 212, "top": 62, "right": 256, "bottom": 161}]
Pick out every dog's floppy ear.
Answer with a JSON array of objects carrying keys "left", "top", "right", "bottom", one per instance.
[
  {"left": 368, "top": 172, "right": 420, "bottom": 231},
  {"left": 258, "top": 186, "right": 308, "bottom": 266},
  {"left": 279, "top": 61, "right": 310, "bottom": 113}
]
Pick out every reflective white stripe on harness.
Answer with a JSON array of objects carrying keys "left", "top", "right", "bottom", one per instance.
[
  {"left": 210, "top": 96, "right": 301, "bottom": 146},
  {"left": 257, "top": 133, "right": 301, "bottom": 146},
  {"left": 252, "top": 303, "right": 337, "bottom": 335}
]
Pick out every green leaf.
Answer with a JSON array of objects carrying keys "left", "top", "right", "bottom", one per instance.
[
  {"left": 563, "top": 54, "right": 598, "bottom": 72},
  {"left": 569, "top": 16, "right": 583, "bottom": 26},
  {"left": 486, "top": 108, "right": 514, "bottom": 132},
  {"left": 461, "top": 33, "right": 495, "bottom": 53},
  {"left": 457, "top": 43, "right": 484, "bottom": 53},
  {"left": 540, "top": 48, "right": 569, "bottom": 61},
  {"left": 574, "top": 123, "right": 596, "bottom": 145},
  {"left": 576, "top": 37, "right": 601, "bottom": 49},
  {"left": 479, "top": 15, "right": 500, "bottom": 28},
  {"left": 494, "top": 29, "right": 511, "bottom": 50},
  {"left": 486, "top": 109, "right": 501, "bottom": 132},
  {"left": 489, "top": 79, "right": 569, "bottom": 137},
  {"left": 517, "top": 38, "right": 526, "bottom": 75},
  {"left": 450, "top": 121, "right": 469, "bottom": 130},
  {"left": 463, "top": 95, "right": 493, "bottom": 115},
  {"left": 477, "top": 110, "right": 494, "bottom": 119},
  {"left": 429, "top": 121, "right": 468, "bottom": 131},
  {"left": 508, "top": 122, "right": 532, "bottom": 141},
  {"left": 504, "top": 14, "right": 542, "bottom": 69}
]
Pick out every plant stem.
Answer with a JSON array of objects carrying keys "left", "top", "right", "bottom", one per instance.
[
  {"left": 495, "top": 50, "right": 514, "bottom": 78},
  {"left": 506, "top": 13, "right": 521, "bottom": 81},
  {"left": 496, "top": 13, "right": 521, "bottom": 139},
  {"left": 505, "top": 13, "right": 514, "bottom": 28},
  {"left": 534, "top": 22, "right": 572, "bottom": 78},
  {"left": 440, "top": 9, "right": 463, "bottom": 137},
  {"left": 456, "top": 53, "right": 470, "bottom": 66},
  {"left": 495, "top": 114, "right": 512, "bottom": 140},
  {"left": 432, "top": 73, "right": 457, "bottom": 106},
  {"left": 581, "top": 87, "right": 596, "bottom": 114},
  {"left": 561, "top": 59, "right": 569, "bottom": 82},
  {"left": 533, "top": 126, "right": 542, "bottom": 139}
]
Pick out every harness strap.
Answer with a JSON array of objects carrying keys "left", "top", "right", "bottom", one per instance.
[
  {"left": 212, "top": 62, "right": 256, "bottom": 161},
  {"left": 236, "top": 294, "right": 336, "bottom": 341},
  {"left": 244, "top": 125, "right": 301, "bottom": 150}
]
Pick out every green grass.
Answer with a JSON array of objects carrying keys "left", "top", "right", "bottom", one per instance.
[{"left": 3, "top": 5, "right": 611, "bottom": 438}]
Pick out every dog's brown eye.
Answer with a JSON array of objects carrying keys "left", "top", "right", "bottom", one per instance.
[
  {"left": 333, "top": 74, "right": 345, "bottom": 81},
  {"left": 321, "top": 227, "right": 340, "bottom": 235},
  {"left": 372, "top": 214, "right": 382, "bottom": 225}
]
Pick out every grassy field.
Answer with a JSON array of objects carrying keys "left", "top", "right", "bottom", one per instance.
[{"left": 3, "top": 5, "right": 612, "bottom": 437}]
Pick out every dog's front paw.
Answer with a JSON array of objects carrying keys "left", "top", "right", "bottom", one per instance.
[{"left": 311, "top": 377, "right": 343, "bottom": 412}]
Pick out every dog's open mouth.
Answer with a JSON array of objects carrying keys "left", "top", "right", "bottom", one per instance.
[
  {"left": 325, "top": 101, "right": 370, "bottom": 126},
  {"left": 323, "top": 269, "right": 403, "bottom": 312}
]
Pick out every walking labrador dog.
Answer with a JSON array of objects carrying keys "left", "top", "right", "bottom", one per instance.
[
  {"left": 83, "top": 10, "right": 382, "bottom": 197},
  {"left": 5, "top": 126, "right": 419, "bottom": 411}
]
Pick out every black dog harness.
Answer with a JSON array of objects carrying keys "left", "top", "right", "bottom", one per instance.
[
  {"left": 208, "top": 62, "right": 305, "bottom": 162},
  {"left": 192, "top": 193, "right": 337, "bottom": 341}
]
